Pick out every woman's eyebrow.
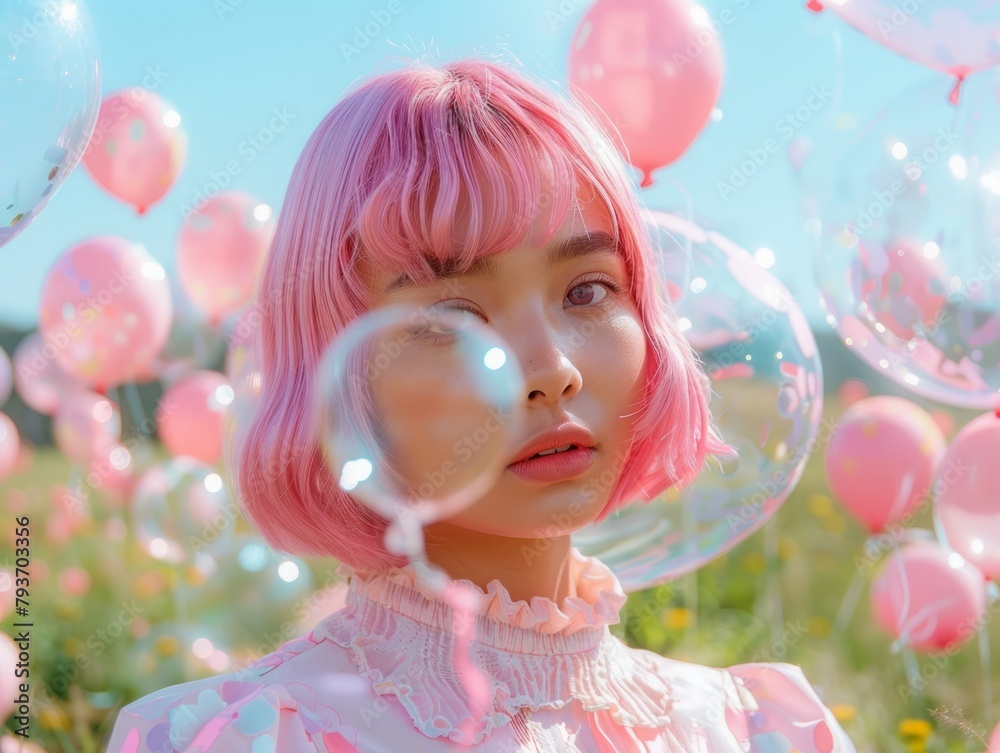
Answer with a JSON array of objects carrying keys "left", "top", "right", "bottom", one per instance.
[{"left": 383, "top": 230, "right": 620, "bottom": 294}]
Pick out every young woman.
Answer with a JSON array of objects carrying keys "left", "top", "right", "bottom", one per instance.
[{"left": 107, "top": 57, "right": 856, "bottom": 752}]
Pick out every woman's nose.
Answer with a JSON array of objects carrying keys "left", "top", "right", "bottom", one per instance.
[{"left": 503, "top": 319, "right": 584, "bottom": 407}]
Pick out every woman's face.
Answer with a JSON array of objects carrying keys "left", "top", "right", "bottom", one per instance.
[{"left": 357, "top": 191, "right": 648, "bottom": 539}]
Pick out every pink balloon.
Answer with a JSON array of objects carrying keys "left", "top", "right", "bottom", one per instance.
[
  {"left": 89, "top": 443, "right": 137, "bottom": 509},
  {"left": 871, "top": 539, "right": 986, "bottom": 652},
  {"left": 176, "top": 192, "right": 274, "bottom": 325},
  {"left": 856, "top": 237, "right": 947, "bottom": 342},
  {"left": 824, "top": 396, "right": 946, "bottom": 533},
  {"left": 936, "top": 412, "right": 1000, "bottom": 578},
  {"left": 0, "top": 414, "right": 19, "bottom": 484},
  {"left": 836, "top": 378, "right": 870, "bottom": 407},
  {"left": 81, "top": 89, "right": 187, "bottom": 214},
  {"left": 157, "top": 370, "right": 233, "bottom": 464},
  {"left": 0, "top": 633, "right": 19, "bottom": 721},
  {"left": 568, "top": 0, "right": 724, "bottom": 187},
  {"left": 53, "top": 391, "right": 121, "bottom": 465},
  {"left": 38, "top": 236, "right": 173, "bottom": 391},
  {"left": 12, "top": 332, "right": 86, "bottom": 415},
  {"left": 809, "top": 0, "right": 1000, "bottom": 102}
]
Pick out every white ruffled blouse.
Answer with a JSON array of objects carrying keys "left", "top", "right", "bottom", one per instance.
[{"left": 107, "top": 547, "right": 857, "bottom": 752}]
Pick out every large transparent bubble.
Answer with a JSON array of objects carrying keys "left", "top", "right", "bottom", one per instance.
[
  {"left": 814, "top": 71, "right": 1000, "bottom": 409},
  {"left": 130, "top": 457, "right": 235, "bottom": 564},
  {"left": 185, "top": 533, "right": 316, "bottom": 651},
  {"left": 316, "top": 304, "right": 524, "bottom": 559},
  {"left": 0, "top": 0, "right": 100, "bottom": 247},
  {"left": 574, "top": 210, "right": 824, "bottom": 590}
]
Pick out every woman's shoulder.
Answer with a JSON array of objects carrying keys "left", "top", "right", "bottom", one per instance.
[
  {"left": 626, "top": 645, "right": 857, "bottom": 752},
  {"left": 105, "top": 628, "right": 369, "bottom": 753}
]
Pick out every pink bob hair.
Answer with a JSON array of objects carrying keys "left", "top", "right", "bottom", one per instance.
[{"left": 223, "top": 56, "right": 728, "bottom": 574}]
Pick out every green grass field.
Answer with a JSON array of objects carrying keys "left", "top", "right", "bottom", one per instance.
[{"left": 1, "top": 399, "right": 998, "bottom": 753}]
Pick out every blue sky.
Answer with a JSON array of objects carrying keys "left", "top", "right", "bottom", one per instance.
[{"left": 0, "top": 0, "right": 941, "bottom": 329}]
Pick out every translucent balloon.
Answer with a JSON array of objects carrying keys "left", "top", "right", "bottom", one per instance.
[
  {"left": 574, "top": 210, "right": 824, "bottom": 589},
  {"left": 130, "top": 457, "right": 235, "bottom": 564},
  {"left": 185, "top": 534, "right": 315, "bottom": 645},
  {"left": 815, "top": 72, "right": 1000, "bottom": 409},
  {"left": 52, "top": 390, "right": 120, "bottom": 464},
  {"left": 11, "top": 330, "right": 85, "bottom": 415},
  {"left": 316, "top": 304, "right": 524, "bottom": 558},
  {"left": 0, "top": 0, "right": 101, "bottom": 248},
  {"left": 811, "top": 0, "right": 1000, "bottom": 101}
]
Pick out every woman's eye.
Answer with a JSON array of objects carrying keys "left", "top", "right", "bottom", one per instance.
[
  {"left": 566, "top": 281, "right": 610, "bottom": 307},
  {"left": 415, "top": 304, "right": 482, "bottom": 340}
]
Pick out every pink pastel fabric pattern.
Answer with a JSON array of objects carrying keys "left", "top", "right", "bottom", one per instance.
[{"left": 106, "top": 548, "right": 857, "bottom": 751}]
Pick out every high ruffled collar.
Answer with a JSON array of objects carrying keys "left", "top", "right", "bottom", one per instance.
[{"left": 316, "top": 547, "right": 676, "bottom": 745}]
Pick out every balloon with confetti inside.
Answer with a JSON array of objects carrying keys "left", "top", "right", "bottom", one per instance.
[
  {"left": 130, "top": 457, "right": 235, "bottom": 564},
  {"left": 38, "top": 236, "right": 173, "bottom": 392},
  {"left": 575, "top": 210, "right": 824, "bottom": 589},
  {"left": 815, "top": 72, "right": 1000, "bottom": 409},
  {"left": 0, "top": 0, "right": 100, "bottom": 249},
  {"left": 82, "top": 89, "right": 187, "bottom": 215},
  {"left": 176, "top": 192, "right": 274, "bottom": 326}
]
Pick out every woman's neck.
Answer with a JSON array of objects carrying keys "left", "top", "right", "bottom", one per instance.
[{"left": 421, "top": 523, "right": 578, "bottom": 605}]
